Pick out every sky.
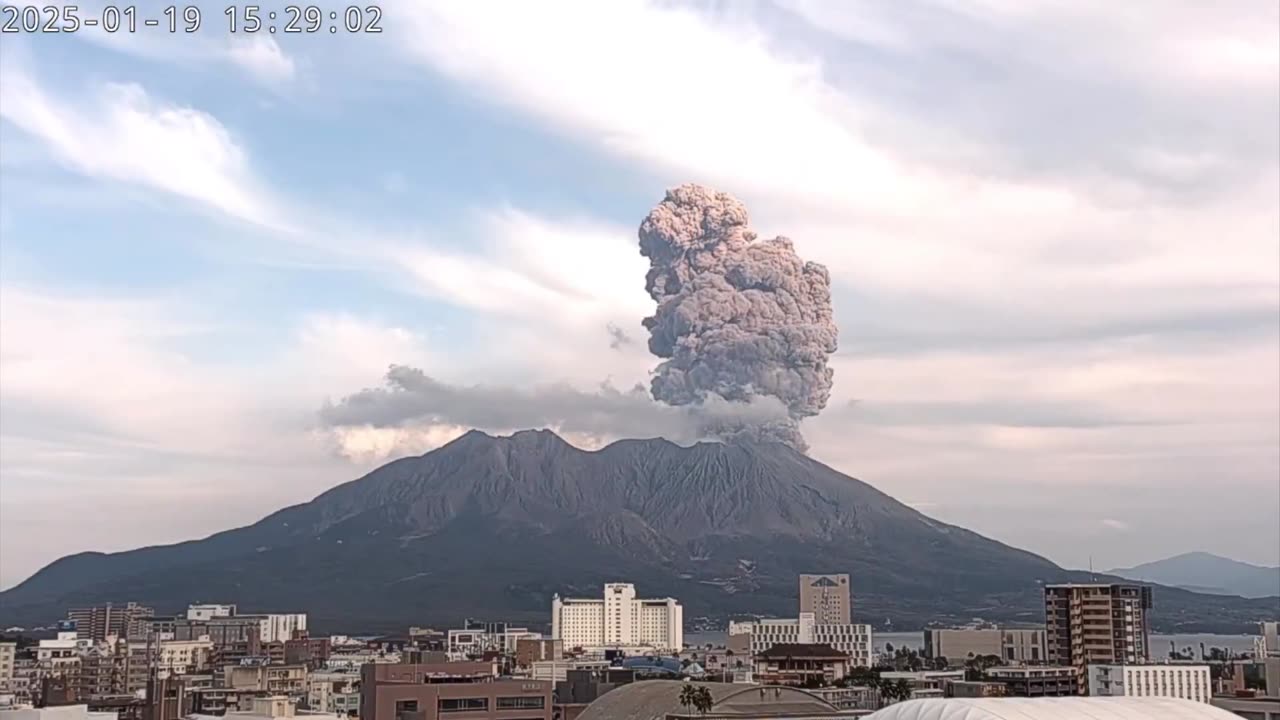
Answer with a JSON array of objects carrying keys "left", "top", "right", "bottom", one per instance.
[{"left": 1, "top": 0, "right": 1277, "bottom": 590}]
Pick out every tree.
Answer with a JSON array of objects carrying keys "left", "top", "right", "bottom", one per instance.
[
  {"left": 885, "top": 643, "right": 895, "bottom": 654},
  {"left": 931, "top": 656, "right": 950, "bottom": 671},
  {"left": 893, "top": 679, "right": 913, "bottom": 702},
  {"left": 679, "top": 683, "right": 714, "bottom": 716}
]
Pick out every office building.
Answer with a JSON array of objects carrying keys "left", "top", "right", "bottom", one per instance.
[
  {"left": 1044, "top": 583, "right": 1151, "bottom": 691},
  {"left": 359, "top": 661, "right": 551, "bottom": 720},
  {"left": 551, "top": 583, "right": 682, "bottom": 652},
  {"left": 727, "top": 613, "right": 873, "bottom": 668},
  {"left": 1087, "top": 663, "right": 1210, "bottom": 702},
  {"left": 924, "top": 628, "right": 1046, "bottom": 665},
  {"left": 985, "top": 665, "right": 1079, "bottom": 697},
  {"left": 799, "top": 574, "right": 852, "bottom": 625},
  {"left": 66, "top": 603, "right": 154, "bottom": 643}
]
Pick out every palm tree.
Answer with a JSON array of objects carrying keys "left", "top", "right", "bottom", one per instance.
[{"left": 678, "top": 683, "right": 713, "bottom": 716}]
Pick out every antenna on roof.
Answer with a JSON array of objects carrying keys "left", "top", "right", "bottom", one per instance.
[{"left": 1089, "top": 556, "right": 1096, "bottom": 582}]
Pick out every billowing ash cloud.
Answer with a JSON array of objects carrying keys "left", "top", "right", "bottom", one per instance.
[
  {"left": 639, "top": 184, "right": 838, "bottom": 451},
  {"left": 319, "top": 185, "right": 837, "bottom": 457},
  {"left": 319, "top": 364, "right": 794, "bottom": 449}
]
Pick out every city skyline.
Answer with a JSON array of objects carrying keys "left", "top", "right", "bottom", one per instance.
[{"left": 2, "top": 1, "right": 1278, "bottom": 589}]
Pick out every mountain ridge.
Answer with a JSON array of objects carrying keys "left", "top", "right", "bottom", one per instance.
[
  {"left": 1108, "top": 551, "right": 1280, "bottom": 599},
  {"left": 2, "top": 430, "right": 1274, "bottom": 633}
]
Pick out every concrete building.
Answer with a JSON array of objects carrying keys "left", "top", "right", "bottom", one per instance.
[
  {"left": 944, "top": 681, "right": 1007, "bottom": 698},
  {"left": 445, "top": 621, "right": 541, "bottom": 660},
  {"left": 306, "top": 671, "right": 360, "bottom": 716},
  {"left": 1264, "top": 622, "right": 1280, "bottom": 658},
  {"left": 986, "top": 666, "right": 1079, "bottom": 697},
  {"left": 1044, "top": 583, "right": 1151, "bottom": 692},
  {"left": 223, "top": 665, "right": 308, "bottom": 696},
  {"left": 923, "top": 629, "right": 1046, "bottom": 665},
  {"left": 1087, "top": 664, "right": 1210, "bottom": 702},
  {"left": 67, "top": 604, "right": 154, "bottom": 643},
  {"left": 187, "top": 605, "right": 237, "bottom": 621},
  {"left": 753, "top": 644, "right": 850, "bottom": 685},
  {"left": 799, "top": 574, "right": 852, "bottom": 625},
  {"left": 189, "top": 695, "right": 343, "bottom": 720},
  {"left": 513, "top": 640, "right": 561, "bottom": 670},
  {"left": 727, "top": 613, "right": 873, "bottom": 667},
  {"left": 359, "top": 662, "right": 551, "bottom": 720},
  {"left": 256, "top": 615, "right": 308, "bottom": 644},
  {"left": 158, "top": 637, "right": 213, "bottom": 675},
  {"left": 0, "top": 705, "right": 121, "bottom": 720},
  {"left": 551, "top": 583, "right": 682, "bottom": 652},
  {"left": 881, "top": 671, "right": 965, "bottom": 698},
  {"left": 0, "top": 644, "right": 14, "bottom": 693}
]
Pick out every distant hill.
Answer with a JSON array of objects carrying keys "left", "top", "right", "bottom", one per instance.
[
  {"left": 1108, "top": 552, "right": 1280, "bottom": 598},
  {"left": 1, "top": 431, "right": 1275, "bottom": 633}
]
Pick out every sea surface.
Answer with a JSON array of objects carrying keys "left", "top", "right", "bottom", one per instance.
[{"left": 685, "top": 630, "right": 1261, "bottom": 657}]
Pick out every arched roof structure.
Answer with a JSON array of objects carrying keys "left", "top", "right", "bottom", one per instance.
[{"left": 867, "top": 697, "right": 1240, "bottom": 719}]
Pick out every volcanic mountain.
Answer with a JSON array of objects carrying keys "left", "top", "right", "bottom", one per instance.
[{"left": 2, "top": 430, "right": 1272, "bottom": 632}]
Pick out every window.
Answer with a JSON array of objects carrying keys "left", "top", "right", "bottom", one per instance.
[
  {"left": 438, "top": 698, "right": 488, "bottom": 712},
  {"left": 394, "top": 700, "right": 418, "bottom": 713},
  {"left": 496, "top": 697, "right": 545, "bottom": 710}
]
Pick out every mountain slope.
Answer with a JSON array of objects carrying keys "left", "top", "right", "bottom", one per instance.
[
  {"left": 1108, "top": 552, "right": 1280, "bottom": 598},
  {"left": 2, "top": 430, "right": 1273, "bottom": 633}
]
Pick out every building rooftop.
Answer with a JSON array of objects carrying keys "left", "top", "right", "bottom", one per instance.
[
  {"left": 756, "top": 643, "right": 849, "bottom": 659},
  {"left": 866, "top": 698, "right": 1238, "bottom": 719},
  {"left": 576, "top": 680, "right": 842, "bottom": 720}
]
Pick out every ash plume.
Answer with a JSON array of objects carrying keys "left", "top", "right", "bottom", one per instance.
[{"left": 639, "top": 184, "right": 838, "bottom": 451}]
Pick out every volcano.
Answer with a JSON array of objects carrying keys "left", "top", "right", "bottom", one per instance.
[{"left": 1, "top": 430, "right": 1271, "bottom": 632}]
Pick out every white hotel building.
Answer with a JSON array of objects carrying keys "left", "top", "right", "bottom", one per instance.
[
  {"left": 552, "top": 583, "right": 682, "bottom": 652},
  {"left": 1087, "top": 664, "right": 1211, "bottom": 702}
]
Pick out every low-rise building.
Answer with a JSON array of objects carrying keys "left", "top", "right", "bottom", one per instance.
[
  {"left": 986, "top": 665, "right": 1078, "bottom": 697},
  {"left": 513, "top": 639, "right": 561, "bottom": 670},
  {"left": 881, "top": 670, "right": 965, "bottom": 697},
  {"left": 359, "top": 662, "right": 551, "bottom": 720},
  {"left": 728, "top": 613, "right": 873, "bottom": 667},
  {"left": 0, "top": 704, "right": 121, "bottom": 720},
  {"left": 306, "top": 671, "right": 360, "bottom": 716},
  {"left": 1211, "top": 693, "right": 1280, "bottom": 720},
  {"left": 752, "top": 644, "right": 850, "bottom": 686},
  {"left": 944, "top": 680, "right": 1007, "bottom": 698},
  {"left": 223, "top": 664, "right": 308, "bottom": 697},
  {"left": 923, "top": 628, "right": 1046, "bottom": 665},
  {"left": 445, "top": 620, "right": 542, "bottom": 660},
  {"left": 1087, "top": 663, "right": 1210, "bottom": 702}
]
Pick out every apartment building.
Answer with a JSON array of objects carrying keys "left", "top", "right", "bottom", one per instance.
[
  {"left": 158, "top": 636, "right": 214, "bottom": 674},
  {"left": 923, "top": 628, "right": 1046, "bottom": 665},
  {"left": 986, "top": 665, "right": 1079, "bottom": 697},
  {"left": 360, "top": 662, "right": 551, "bottom": 720},
  {"left": 1044, "top": 583, "right": 1151, "bottom": 692},
  {"left": 0, "top": 642, "right": 15, "bottom": 692},
  {"left": 187, "top": 604, "right": 237, "bottom": 620},
  {"left": 728, "top": 613, "right": 873, "bottom": 668},
  {"left": 67, "top": 603, "right": 154, "bottom": 642},
  {"left": 1087, "top": 663, "right": 1210, "bottom": 702},
  {"left": 307, "top": 670, "right": 361, "bottom": 715},
  {"left": 224, "top": 664, "right": 308, "bottom": 696},
  {"left": 551, "top": 583, "right": 682, "bottom": 652}
]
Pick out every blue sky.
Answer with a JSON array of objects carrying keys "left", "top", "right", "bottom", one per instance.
[{"left": 1, "top": 0, "right": 1278, "bottom": 589}]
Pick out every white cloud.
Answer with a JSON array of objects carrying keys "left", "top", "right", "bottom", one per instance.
[
  {"left": 0, "top": 61, "right": 286, "bottom": 230},
  {"left": 0, "top": 284, "right": 446, "bottom": 588},
  {"left": 1102, "top": 519, "right": 1132, "bottom": 532},
  {"left": 226, "top": 36, "right": 298, "bottom": 84}
]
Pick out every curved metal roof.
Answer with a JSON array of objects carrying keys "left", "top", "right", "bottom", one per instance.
[
  {"left": 575, "top": 680, "right": 837, "bottom": 720},
  {"left": 867, "top": 698, "right": 1240, "bottom": 720}
]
